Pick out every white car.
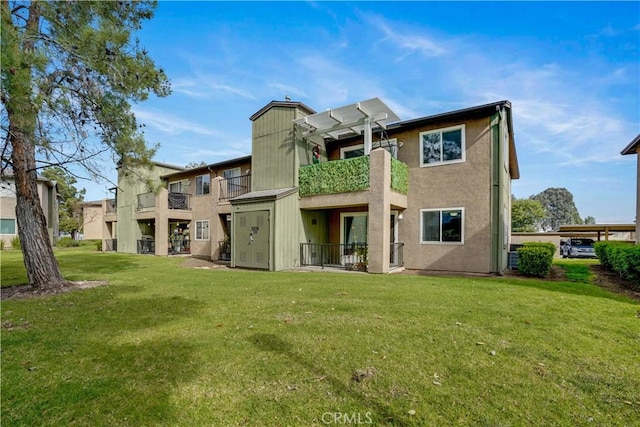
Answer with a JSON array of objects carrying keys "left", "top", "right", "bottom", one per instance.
[{"left": 561, "top": 238, "right": 597, "bottom": 259}]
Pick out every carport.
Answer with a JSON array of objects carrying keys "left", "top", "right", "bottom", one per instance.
[{"left": 557, "top": 224, "right": 636, "bottom": 241}]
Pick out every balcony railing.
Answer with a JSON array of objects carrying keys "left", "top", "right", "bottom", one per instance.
[
  {"left": 300, "top": 242, "right": 368, "bottom": 271},
  {"left": 218, "top": 240, "right": 231, "bottom": 261},
  {"left": 300, "top": 242, "right": 404, "bottom": 271},
  {"left": 169, "top": 237, "right": 190, "bottom": 255},
  {"left": 137, "top": 192, "right": 155, "bottom": 210},
  {"left": 219, "top": 174, "right": 251, "bottom": 201},
  {"left": 105, "top": 199, "right": 117, "bottom": 214},
  {"left": 137, "top": 238, "right": 155, "bottom": 254},
  {"left": 168, "top": 192, "right": 191, "bottom": 210}
]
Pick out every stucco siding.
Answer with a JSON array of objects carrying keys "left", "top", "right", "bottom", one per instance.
[
  {"left": 83, "top": 205, "right": 103, "bottom": 240},
  {"left": 398, "top": 117, "right": 494, "bottom": 273}
]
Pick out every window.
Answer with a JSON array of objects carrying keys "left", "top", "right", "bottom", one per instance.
[
  {"left": 195, "top": 220, "right": 209, "bottom": 241},
  {"left": 0, "top": 218, "right": 16, "bottom": 234},
  {"left": 169, "top": 182, "right": 182, "bottom": 194},
  {"left": 420, "top": 208, "right": 464, "bottom": 244},
  {"left": 195, "top": 174, "right": 210, "bottom": 196},
  {"left": 340, "top": 145, "right": 365, "bottom": 159},
  {"left": 340, "top": 139, "right": 399, "bottom": 159},
  {"left": 340, "top": 212, "right": 368, "bottom": 245},
  {"left": 420, "top": 125, "right": 465, "bottom": 167},
  {"left": 223, "top": 168, "right": 241, "bottom": 180}
]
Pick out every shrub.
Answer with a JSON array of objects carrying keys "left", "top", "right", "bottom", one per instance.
[
  {"left": 517, "top": 243, "right": 554, "bottom": 278},
  {"left": 523, "top": 242, "right": 556, "bottom": 258},
  {"left": 57, "top": 236, "right": 80, "bottom": 248},
  {"left": 0, "top": 239, "right": 5, "bottom": 251},
  {"left": 11, "top": 236, "right": 21, "bottom": 250},
  {"left": 595, "top": 241, "right": 640, "bottom": 289}
]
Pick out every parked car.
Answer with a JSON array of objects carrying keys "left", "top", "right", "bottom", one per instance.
[{"left": 560, "top": 238, "right": 597, "bottom": 258}]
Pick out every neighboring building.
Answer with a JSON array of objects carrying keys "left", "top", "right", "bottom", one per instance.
[
  {"left": 81, "top": 200, "right": 105, "bottom": 240},
  {"left": 0, "top": 175, "right": 60, "bottom": 248},
  {"left": 110, "top": 98, "right": 519, "bottom": 274},
  {"left": 621, "top": 134, "right": 640, "bottom": 244},
  {"left": 110, "top": 157, "right": 252, "bottom": 258}
]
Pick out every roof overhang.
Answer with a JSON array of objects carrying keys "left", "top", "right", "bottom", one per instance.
[
  {"left": 558, "top": 224, "right": 636, "bottom": 233},
  {"left": 621, "top": 133, "right": 640, "bottom": 155}
]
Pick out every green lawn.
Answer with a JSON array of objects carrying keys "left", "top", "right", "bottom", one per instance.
[{"left": 1, "top": 248, "right": 639, "bottom": 426}]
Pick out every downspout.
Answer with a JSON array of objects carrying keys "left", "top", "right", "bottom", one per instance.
[{"left": 490, "top": 110, "right": 502, "bottom": 273}]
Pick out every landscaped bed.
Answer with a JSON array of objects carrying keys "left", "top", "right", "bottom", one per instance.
[{"left": 1, "top": 247, "right": 639, "bottom": 426}]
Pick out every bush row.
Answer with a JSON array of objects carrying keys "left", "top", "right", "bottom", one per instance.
[
  {"left": 57, "top": 236, "right": 80, "bottom": 248},
  {"left": 594, "top": 241, "right": 640, "bottom": 289},
  {"left": 516, "top": 242, "right": 556, "bottom": 278}
]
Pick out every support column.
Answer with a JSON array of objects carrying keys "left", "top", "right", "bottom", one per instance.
[
  {"left": 156, "top": 188, "right": 169, "bottom": 256},
  {"left": 367, "top": 148, "right": 391, "bottom": 273},
  {"left": 364, "top": 117, "right": 372, "bottom": 155}
]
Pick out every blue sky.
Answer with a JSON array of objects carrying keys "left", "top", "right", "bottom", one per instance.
[{"left": 84, "top": 1, "right": 640, "bottom": 224}]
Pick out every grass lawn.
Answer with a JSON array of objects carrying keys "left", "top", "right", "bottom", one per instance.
[{"left": 1, "top": 247, "right": 639, "bottom": 426}]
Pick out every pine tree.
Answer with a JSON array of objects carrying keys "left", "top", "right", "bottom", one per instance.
[{"left": 1, "top": 1, "right": 170, "bottom": 289}]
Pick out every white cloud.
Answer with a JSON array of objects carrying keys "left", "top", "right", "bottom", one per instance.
[
  {"left": 132, "top": 108, "right": 220, "bottom": 137},
  {"left": 362, "top": 13, "right": 446, "bottom": 60}
]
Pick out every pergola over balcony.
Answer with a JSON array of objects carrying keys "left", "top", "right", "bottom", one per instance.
[{"left": 293, "top": 98, "right": 400, "bottom": 154}]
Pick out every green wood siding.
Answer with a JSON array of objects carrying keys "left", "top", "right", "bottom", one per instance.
[{"left": 251, "top": 107, "right": 298, "bottom": 191}]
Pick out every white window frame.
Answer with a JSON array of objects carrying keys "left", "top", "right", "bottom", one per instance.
[
  {"left": 195, "top": 220, "right": 210, "bottom": 241},
  {"left": 340, "top": 139, "right": 399, "bottom": 160},
  {"left": 419, "top": 124, "right": 466, "bottom": 168},
  {"left": 340, "top": 144, "right": 365, "bottom": 160},
  {"left": 223, "top": 167, "right": 241, "bottom": 179},
  {"left": 419, "top": 207, "right": 465, "bottom": 245},
  {"left": 168, "top": 181, "right": 182, "bottom": 194},
  {"left": 195, "top": 174, "right": 210, "bottom": 196},
  {"left": 0, "top": 218, "right": 16, "bottom": 235}
]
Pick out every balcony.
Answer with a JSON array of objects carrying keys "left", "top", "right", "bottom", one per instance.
[
  {"left": 137, "top": 237, "right": 155, "bottom": 254},
  {"left": 299, "top": 156, "right": 370, "bottom": 197},
  {"left": 136, "top": 191, "right": 191, "bottom": 212},
  {"left": 137, "top": 192, "right": 155, "bottom": 210},
  {"left": 299, "top": 156, "right": 408, "bottom": 197},
  {"left": 168, "top": 192, "right": 191, "bottom": 210},
  {"left": 298, "top": 151, "right": 408, "bottom": 210},
  {"left": 300, "top": 242, "right": 369, "bottom": 271},
  {"left": 105, "top": 199, "right": 116, "bottom": 214},
  {"left": 169, "top": 237, "right": 190, "bottom": 255},
  {"left": 104, "top": 239, "right": 117, "bottom": 252},
  {"left": 219, "top": 174, "right": 251, "bottom": 201}
]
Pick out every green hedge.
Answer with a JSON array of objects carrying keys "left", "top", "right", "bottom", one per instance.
[
  {"left": 390, "top": 158, "right": 408, "bottom": 195},
  {"left": 57, "top": 236, "right": 80, "bottom": 248},
  {"left": 517, "top": 242, "right": 555, "bottom": 278},
  {"left": 299, "top": 156, "right": 370, "bottom": 196},
  {"left": 594, "top": 241, "right": 640, "bottom": 288}
]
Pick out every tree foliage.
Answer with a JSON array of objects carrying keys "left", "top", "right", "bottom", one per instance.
[
  {"left": 1, "top": 1, "right": 170, "bottom": 288},
  {"left": 531, "top": 187, "right": 582, "bottom": 231},
  {"left": 185, "top": 160, "right": 208, "bottom": 169},
  {"left": 41, "top": 166, "right": 86, "bottom": 236},
  {"left": 511, "top": 197, "right": 546, "bottom": 232}
]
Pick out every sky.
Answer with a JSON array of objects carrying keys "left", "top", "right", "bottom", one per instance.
[{"left": 82, "top": 1, "right": 640, "bottom": 224}]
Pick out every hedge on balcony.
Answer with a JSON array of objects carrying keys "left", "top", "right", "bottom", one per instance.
[
  {"left": 299, "top": 156, "right": 370, "bottom": 196},
  {"left": 391, "top": 158, "right": 408, "bottom": 195}
]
